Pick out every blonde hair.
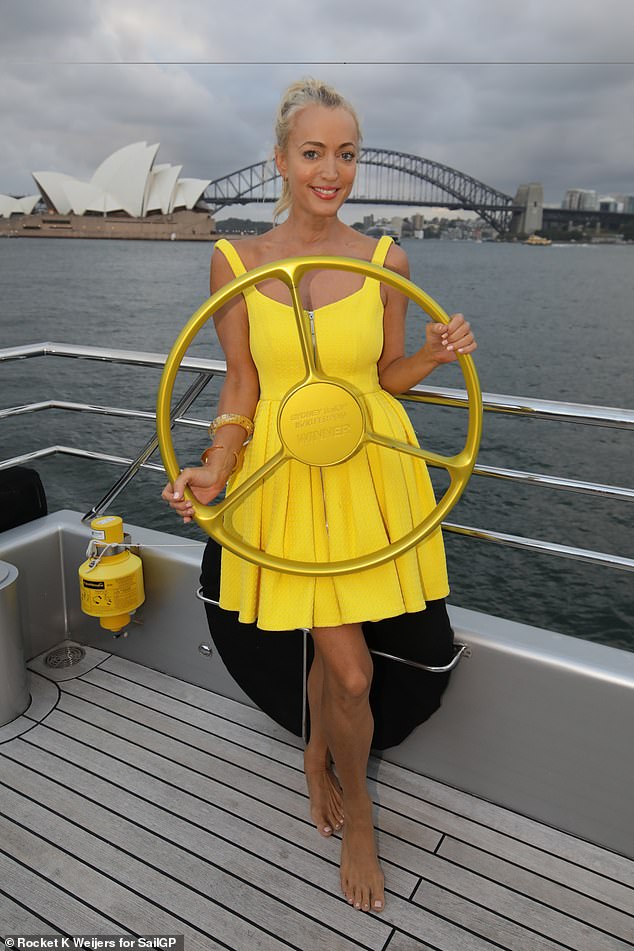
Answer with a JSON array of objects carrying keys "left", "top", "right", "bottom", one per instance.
[{"left": 273, "top": 78, "right": 362, "bottom": 221}]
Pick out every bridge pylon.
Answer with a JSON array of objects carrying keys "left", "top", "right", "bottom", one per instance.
[{"left": 510, "top": 184, "right": 544, "bottom": 235}]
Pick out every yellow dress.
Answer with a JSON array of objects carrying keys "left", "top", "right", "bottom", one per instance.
[{"left": 215, "top": 236, "right": 449, "bottom": 631}]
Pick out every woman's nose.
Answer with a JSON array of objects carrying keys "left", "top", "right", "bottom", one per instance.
[{"left": 320, "top": 155, "right": 338, "bottom": 179}]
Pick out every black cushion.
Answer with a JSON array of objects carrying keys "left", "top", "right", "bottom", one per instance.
[{"left": 0, "top": 466, "right": 47, "bottom": 533}]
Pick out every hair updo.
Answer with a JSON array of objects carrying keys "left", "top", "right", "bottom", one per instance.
[{"left": 273, "top": 78, "right": 362, "bottom": 221}]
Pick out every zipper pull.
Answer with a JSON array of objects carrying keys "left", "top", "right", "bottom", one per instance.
[{"left": 307, "top": 309, "right": 316, "bottom": 353}]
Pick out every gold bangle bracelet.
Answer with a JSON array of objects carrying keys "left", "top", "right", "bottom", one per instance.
[
  {"left": 200, "top": 445, "right": 240, "bottom": 473},
  {"left": 208, "top": 413, "right": 254, "bottom": 441}
]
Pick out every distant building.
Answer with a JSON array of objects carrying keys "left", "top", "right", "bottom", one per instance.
[
  {"left": 562, "top": 188, "right": 599, "bottom": 211},
  {"left": 30, "top": 142, "right": 210, "bottom": 218},
  {"left": 365, "top": 225, "right": 401, "bottom": 244},
  {"left": 599, "top": 196, "right": 622, "bottom": 213}
]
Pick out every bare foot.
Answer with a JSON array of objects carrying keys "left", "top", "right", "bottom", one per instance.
[
  {"left": 340, "top": 804, "right": 385, "bottom": 913},
  {"left": 304, "top": 748, "right": 345, "bottom": 837}
]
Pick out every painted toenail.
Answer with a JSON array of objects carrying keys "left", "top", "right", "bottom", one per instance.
[
  {"left": 323, "top": 826, "right": 331, "bottom": 833},
  {"left": 374, "top": 901, "right": 383, "bottom": 909}
]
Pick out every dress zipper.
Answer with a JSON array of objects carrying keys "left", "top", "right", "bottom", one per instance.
[
  {"left": 307, "top": 309, "right": 316, "bottom": 356},
  {"left": 306, "top": 308, "right": 328, "bottom": 530}
]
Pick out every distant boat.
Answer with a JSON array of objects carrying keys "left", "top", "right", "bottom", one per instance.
[{"left": 523, "top": 234, "right": 552, "bottom": 246}]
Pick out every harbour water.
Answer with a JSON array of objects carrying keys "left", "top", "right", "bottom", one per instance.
[{"left": 0, "top": 236, "right": 632, "bottom": 650}]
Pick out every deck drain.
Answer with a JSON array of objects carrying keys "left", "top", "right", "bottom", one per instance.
[{"left": 45, "top": 645, "right": 86, "bottom": 669}]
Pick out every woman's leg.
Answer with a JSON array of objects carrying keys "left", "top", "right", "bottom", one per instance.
[
  {"left": 311, "top": 623, "right": 384, "bottom": 913},
  {"left": 304, "top": 648, "right": 345, "bottom": 836}
]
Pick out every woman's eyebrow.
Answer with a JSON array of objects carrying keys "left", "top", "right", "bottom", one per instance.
[{"left": 298, "top": 140, "right": 357, "bottom": 148}]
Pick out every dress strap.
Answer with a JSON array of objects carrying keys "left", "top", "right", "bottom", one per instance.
[
  {"left": 371, "top": 235, "right": 394, "bottom": 267},
  {"left": 214, "top": 238, "right": 247, "bottom": 277}
]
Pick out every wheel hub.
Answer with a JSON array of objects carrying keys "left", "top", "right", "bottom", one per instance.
[{"left": 278, "top": 381, "right": 365, "bottom": 466}]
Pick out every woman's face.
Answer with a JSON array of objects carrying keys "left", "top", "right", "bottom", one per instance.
[{"left": 275, "top": 104, "right": 359, "bottom": 218}]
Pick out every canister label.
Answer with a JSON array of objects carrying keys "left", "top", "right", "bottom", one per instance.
[{"left": 80, "top": 571, "right": 143, "bottom": 615}]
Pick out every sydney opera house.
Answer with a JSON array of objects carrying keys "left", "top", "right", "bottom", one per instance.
[
  {"left": 0, "top": 194, "right": 40, "bottom": 218},
  {"left": 0, "top": 142, "right": 215, "bottom": 240}
]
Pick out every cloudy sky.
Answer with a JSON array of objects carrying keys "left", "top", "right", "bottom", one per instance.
[{"left": 2, "top": 0, "right": 633, "bottom": 215}]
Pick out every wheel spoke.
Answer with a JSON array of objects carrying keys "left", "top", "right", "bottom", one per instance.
[
  {"left": 365, "top": 430, "right": 471, "bottom": 476},
  {"left": 286, "top": 267, "right": 317, "bottom": 377}
]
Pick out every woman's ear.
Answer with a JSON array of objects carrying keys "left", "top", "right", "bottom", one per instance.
[{"left": 274, "top": 146, "right": 288, "bottom": 180}]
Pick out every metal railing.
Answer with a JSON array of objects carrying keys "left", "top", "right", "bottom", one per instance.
[{"left": 1, "top": 341, "right": 633, "bottom": 573}]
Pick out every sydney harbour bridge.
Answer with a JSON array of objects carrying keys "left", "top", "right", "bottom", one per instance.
[
  {"left": 203, "top": 148, "right": 521, "bottom": 234},
  {"left": 203, "top": 148, "right": 633, "bottom": 236}
]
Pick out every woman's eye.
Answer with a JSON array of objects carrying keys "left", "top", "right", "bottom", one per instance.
[
  {"left": 303, "top": 150, "right": 319, "bottom": 160},
  {"left": 340, "top": 152, "right": 356, "bottom": 162}
]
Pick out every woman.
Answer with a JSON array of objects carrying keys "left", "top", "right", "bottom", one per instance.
[{"left": 163, "top": 78, "right": 476, "bottom": 914}]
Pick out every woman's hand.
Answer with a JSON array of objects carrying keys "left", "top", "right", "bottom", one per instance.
[
  {"left": 161, "top": 453, "right": 234, "bottom": 524},
  {"left": 424, "top": 313, "right": 477, "bottom": 365}
]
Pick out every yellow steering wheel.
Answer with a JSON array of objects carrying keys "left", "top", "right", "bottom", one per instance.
[{"left": 157, "top": 257, "right": 482, "bottom": 576}]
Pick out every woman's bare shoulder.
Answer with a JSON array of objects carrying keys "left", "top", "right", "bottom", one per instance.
[
  {"left": 383, "top": 240, "right": 409, "bottom": 277},
  {"left": 339, "top": 228, "right": 408, "bottom": 273}
]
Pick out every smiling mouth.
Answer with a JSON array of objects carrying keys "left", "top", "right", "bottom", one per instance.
[{"left": 310, "top": 186, "right": 339, "bottom": 199}]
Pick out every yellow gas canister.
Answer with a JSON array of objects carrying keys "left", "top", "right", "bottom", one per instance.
[{"left": 78, "top": 516, "right": 144, "bottom": 633}]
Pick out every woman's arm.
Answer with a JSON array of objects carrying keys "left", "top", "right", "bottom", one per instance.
[
  {"left": 377, "top": 244, "right": 477, "bottom": 396},
  {"left": 163, "top": 245, "right": 260, "bottom": 520},
  {"left": 208, "top": 245, "right": 260, "bottom": 455}
]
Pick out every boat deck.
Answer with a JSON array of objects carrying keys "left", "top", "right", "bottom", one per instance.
[{"left": 1, "top": 646, "right": 633, "bottom": 951}]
